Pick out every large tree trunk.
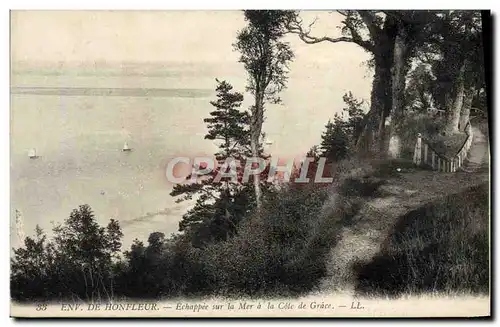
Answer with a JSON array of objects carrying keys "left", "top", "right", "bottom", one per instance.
[
  {"left": 459, "top": 86, "right": 474, "bottom": 131},
  {"left": 249, "top": 137, "right": 262, "bottom": 209},
  {"left": 354, "top": 15, "right": 400, "bottom": 158},
  {"left": 386, "top": 25, "right": 407, "bottom": 158},
  {"left": 355, "top": 110, "right": 377, "bottom": 157},
  {"left": 444, "top": 62, "right": 466, "bottom": 134},
  {"left": 250, "top": 93, "right": 264, "bottom": 210},
  {"left": 356, "top": 54, "right": 393, "bottom": 157},
  {"left": 458, "top": 87, "right": 476, "bottom": 132}
]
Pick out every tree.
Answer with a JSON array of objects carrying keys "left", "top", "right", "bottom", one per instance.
[
  {"left": 419, "top": 11, "right": 483, "bottom": 134},
  {"left": 340, "top": 91, "right": 366, "bottom": 148},
  {"left": 320, "top": 92, "right": 366, "bottom": 162},
  {"left": 234, "top": 10, "right": 294, "bottom": 209},
  {"left": 404, "top": 63, "right": 437, "bottom": 113},
  {"left": 106, "top": 219, "right": 123, "bottom": 258},
  {"left": 460, "top": 12, "right": 485, "bottom": 129},
  {"left": 52, "top": 205, "right": 121, "bottom": 268},
  {"left": 116, "top": 232, "right": 173, "bottom": 298},
  {"left": 170, "top": 79, "right": 266, "bottom": 247},
  {"left": 119, "top": 239, "right": 147, "bottom": 297},
  {"left": 320, "top": 118, "right": 349, "bottom": 162},
  {"left": 52, "top": 205, "right": 122, "bottom": 302},
  {"left": 204, "top": 79, "right": 250, "bottom": 161},
  {"left": 286, "top": 10, "right": 395, "bottom": 156},
  {"left": 404, "top": 11, "right": 484, "bottom": 133},
  {"left": 11, "top": 205, "right": 123, "bottom": 302},
  {"left": 11, "top": 226, "right": 55, "bottom": 301},
  {"left": 286, "top": 10, "right": 438, "bottom": 157}
]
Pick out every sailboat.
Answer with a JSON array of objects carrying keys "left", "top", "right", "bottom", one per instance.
[
  {"left": 265, "top": 138, "right": 274, "bottom": 146},
  {"left": 122, "top": 142, "right": 132, "bottom": 152},
  {"left": 28, "top": 148, "right": 38, "bottom": 159}
]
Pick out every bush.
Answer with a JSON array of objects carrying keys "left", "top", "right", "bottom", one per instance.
[
  {"left": 198, "top": 184, "right": 332, "bottom": 297},
  {"left": 354, "top": 183, "right": 489, "bottom": 297},
  {"left": 397, "top": 113, "right": 447, "bottom": 159}
]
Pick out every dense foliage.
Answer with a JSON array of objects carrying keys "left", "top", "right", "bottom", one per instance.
[{"left": 319, "top": 92, "right": 366, "bottom": 163}]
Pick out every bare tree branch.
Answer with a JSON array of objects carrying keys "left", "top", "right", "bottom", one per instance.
[
  {"left": 286, "top": 11, "right": 375, "bottom": 53},
  {"left": 337, "top": 10, "right": 349, "bottom": 17},
  {"left": 342, "top": 13, "right": 376, "bottom": 52}
]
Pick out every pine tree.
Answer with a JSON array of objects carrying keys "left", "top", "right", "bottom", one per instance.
[
  {"left": 204, "top": 79, "right": 250, "bottom": 161},
  {"left": 318, "top": 92, "right": 366, "bottom": 163},
  {"left": 320, "top": 118, "right": 349, "bottom": 163},
  {"left": 341, "top": 91, "right": 366, "bottom": 145},
  {"left": 170, "top": 79, "right": 266, "bottom": 247}
]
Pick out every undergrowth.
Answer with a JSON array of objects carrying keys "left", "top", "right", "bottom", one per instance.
[{"left": 354, "top": 183, "right": 489, "bottom": 298}]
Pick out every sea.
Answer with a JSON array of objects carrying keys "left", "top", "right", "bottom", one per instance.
[{"left": 10, "top": 61, "right": 371, "bottom": 250}]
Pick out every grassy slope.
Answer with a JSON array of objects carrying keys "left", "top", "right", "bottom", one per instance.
[
  {"left": 315, "top": 156, "right": 489, "bottom": 297},
  {"left": 354, "top": 183, "right": 489, "bottom": 297}
]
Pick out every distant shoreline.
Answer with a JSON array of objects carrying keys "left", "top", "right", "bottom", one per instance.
[{"left": 10, "top": 86, "right": 213, "bottom": 98}]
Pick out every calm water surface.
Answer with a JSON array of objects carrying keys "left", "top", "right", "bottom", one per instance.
[{"left": 10, "top": 62, "right": 371, "bottom": 249}]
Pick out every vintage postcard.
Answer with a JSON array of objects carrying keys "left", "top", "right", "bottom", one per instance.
[{"left": 10, "top": 10, "right": 490, "bottom": 318}]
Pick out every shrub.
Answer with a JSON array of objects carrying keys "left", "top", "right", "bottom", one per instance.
[
  {"left": 397, "top": 113, "right": 447, "bottom": 159},
  {"left": 354, "top": 183, "right": 489, "bottom": 297},
  {"left": 195, "top": 182, "right": 365, "bottom": 298}
]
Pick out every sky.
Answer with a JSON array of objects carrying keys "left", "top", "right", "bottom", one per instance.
[
  {"left": 10, "top": 10, "right": 373, "bottom": 158},
  {"left": 10, "top": 10, "right": 369, "bottom": 66}
]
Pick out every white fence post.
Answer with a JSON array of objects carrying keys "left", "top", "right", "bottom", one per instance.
[{"left": 413, "top": 133, "right": 422, "bottom": 166}]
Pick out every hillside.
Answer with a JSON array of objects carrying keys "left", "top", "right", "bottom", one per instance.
[{"left": 313, "top": 122, "right": 490, "bottom": 297}]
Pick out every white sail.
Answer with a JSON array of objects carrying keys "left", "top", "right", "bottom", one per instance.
[
  {"left": 28, "top": 148, "right": 37, "bottom": 158},
  {"left": 265, "top": 138, "right": 273, "bottom": 145},
  {"left": 122, "top": 142, "right": 131, "bottom": 151}
]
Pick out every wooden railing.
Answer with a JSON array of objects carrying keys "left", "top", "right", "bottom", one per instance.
[{"left": 413, "top": 121, "right": 473, "bottom": 172}]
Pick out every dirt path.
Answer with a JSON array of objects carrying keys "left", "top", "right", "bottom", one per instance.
[
  {"left": 313, "top": 124, "right": 490, "bottom": 296},
  {"left": 460, "top": 125, "right": 489, "bottom": 173}
]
